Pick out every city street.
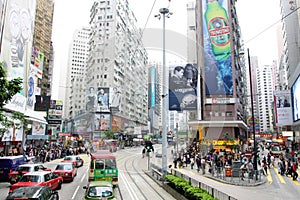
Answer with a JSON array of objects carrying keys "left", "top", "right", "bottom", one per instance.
[{"left": 1, "top": 145, "right": 300, "bottom": 200}]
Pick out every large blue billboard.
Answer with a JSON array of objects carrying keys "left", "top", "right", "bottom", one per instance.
[{"left": 202, "top": 0, "right": 233, "bottom": 95}]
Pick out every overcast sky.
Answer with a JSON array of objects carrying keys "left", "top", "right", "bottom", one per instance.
[{"left": 51, "top": 0, "right": 281, "bottom": 100}]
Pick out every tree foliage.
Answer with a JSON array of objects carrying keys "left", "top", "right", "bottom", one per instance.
[{"left": 0, "top": 62, "right": 24, "bottom": 137}]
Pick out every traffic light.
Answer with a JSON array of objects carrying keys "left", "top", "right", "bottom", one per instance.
[{"left": 145, "top": 141, "right": 154, "bottom": 152}]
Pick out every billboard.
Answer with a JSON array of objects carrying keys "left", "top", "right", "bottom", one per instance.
[
  {"left": 0, "top": 0, "right": 36, "bottom": 94},
  {"left": 48, "top": 100, "right": 63, "bottom": 124},
  {"left": 34, "top": 95, "right": 51, "bottom": 111},
  {"left": 274, "top": 90, "right": 292, "bottom": 126},
  {"left": 202, "top": 0, "right": 233, "bottom": 95},
  {"left": 86, "top": 86, "right": 97, "bottom": 112},
  {"left": 169, "top": 63, "right": 197, "bottom": 111},
  {"left": 150, "top": 66, "right": 156, "bottom": 108},
  {"left": 94, "top": 113, "right": 110, "bottom": 131},
  {"left": 97, "top": 87, "right": 110, "bottom": 112},
  {"left": 109, "top": 87, "right": 121, "bottom": 112},
  {"left": 292, "top": 74, "right": 300, "bottom": 122}
]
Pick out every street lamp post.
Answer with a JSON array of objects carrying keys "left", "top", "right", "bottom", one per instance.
[
  {"left": 247, "top": 48, "right": 257, "bottom": 173},
  {"left": 155, "top": 7, "right": 171, "bottom": 178}
]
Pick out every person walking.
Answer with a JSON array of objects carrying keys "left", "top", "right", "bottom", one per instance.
[{"left": 196, "top": 155, "right": 201, "bottom": 173}]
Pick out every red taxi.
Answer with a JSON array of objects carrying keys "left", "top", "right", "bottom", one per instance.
[
  {"left": 62, "top": 155, "right": 84, "bottom": 167},
  {"left": 9, "top": 171, "right": 63, "bottom": 193},
  {"left": 53, "top": 162, "right": 77, "bottom": 182},
  {"left": 8, "top": 164, "right": 51, "bottom": 184}
]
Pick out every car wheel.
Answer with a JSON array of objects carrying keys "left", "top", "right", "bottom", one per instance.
[
  {"left": 53, "top": 193, "right": 59, "bottom": 200},
  {"left": 57, "top": 181, "right": 62, "bottom": 190}
]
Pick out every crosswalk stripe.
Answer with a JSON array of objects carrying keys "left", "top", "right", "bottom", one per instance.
[
  {"left": 267, "top": 168, "right": 272, "bottom": 184},
  {"left": 273, "top": 167, "right": 286, "bottom": 184}
]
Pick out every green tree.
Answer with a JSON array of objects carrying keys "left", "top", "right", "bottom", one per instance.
[{"left": 0, "top": 62, "right": 23, "bottom": 139}]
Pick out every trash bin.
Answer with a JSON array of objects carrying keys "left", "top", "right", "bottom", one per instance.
[{"left": 225, "top": 166, "right": 232, "bottom": 177}]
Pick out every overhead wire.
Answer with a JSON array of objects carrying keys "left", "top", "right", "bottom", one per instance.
[{"left": 244, "top": 6, "right": 300, "bottom": 45}]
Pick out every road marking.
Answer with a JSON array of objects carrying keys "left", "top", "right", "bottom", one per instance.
[
  {"left": 267, "top": 168, "right": 272, "bottom": 184},
  {"left": 71, "top": 185, "right": 79, "bottom": 199},
  {"left": 273, "top": 167, "right": 286, "bottom": 184},
  {"left": 81, "top": 173, "right": 86, "bottom": 182},
  {"left": 293, "top": 179, "right": 300, "bottom": 185},
  {"left": 119, "top": 171, "right": 139, "bottom": 200}
]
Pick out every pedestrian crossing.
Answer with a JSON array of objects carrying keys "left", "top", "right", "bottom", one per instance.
[{"left": 267, "top": 167, "right": 300, "bottom": 186}]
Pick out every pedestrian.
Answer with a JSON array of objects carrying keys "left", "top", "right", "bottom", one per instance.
[
  {"left": 190, "top": 157, "right": 195, "bottom": 170},
  {"left": 196, "top": 156, "right": 201, "bottom": 173},
  {"left": 292, "top": 162, "right": 298, "bottom": 181},
  {"left": 201, "top": 157, "right": 206, "bottom": 175},
  {"left": 173, "top": 156, "right": 178, "bottom": 169}
]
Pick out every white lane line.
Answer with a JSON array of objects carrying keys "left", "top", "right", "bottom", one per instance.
[
  {"left": 71, "top": 185, "right": 80, "bottom": 200},
  {"left": 119, "top": 171, "right": 139, "bottom": 200},
  {"left": 81, "top": 173, "right": 86, "bottom": 182}
]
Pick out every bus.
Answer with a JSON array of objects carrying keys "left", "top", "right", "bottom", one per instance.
[
  {"left": 88, "top": 150, "right": 118, "bottom": 186},
  {"left": 0, "top": 155, "right": 27, "bottom": 181}
]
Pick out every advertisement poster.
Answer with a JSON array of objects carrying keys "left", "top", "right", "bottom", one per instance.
[
  {"left": 169, "top": 64, "right": 197, "bottom": 111},
  {"left": 0, "top": 0, "right": 36, "bottom": 95},
  {"left": 274, "top": 90, "right": 292, "bottom": 125},
  {"left": 202, "top": 0, "right": 233, "bottom": 95},
  {"left": 32, "top": 121, "right": 46, "bottom": 135},
  {"left": 97, "top": 87, "right": 110, "bottom": 112},
  {"left": 86, "top": 85, "right": 97, "bottom": 112},
  {"left": 94, "top": 113, "right": 110, "bottom": 131}
]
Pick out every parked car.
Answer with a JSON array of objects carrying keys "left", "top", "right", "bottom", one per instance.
[
  {"left": 8, "top": 163, "right": 51, "bottom": 184},
  {"left": 83, "top": 181, "right": 115, "bottom": 200},
  {"left": 6, "top": 186, "right": 59, "bottom": 200},
  {"left": 9, "top": 171, "right": 63, "bottom": 193},
  {"left": 62, "top": 155, "right": 84, "bottom": 167},
  {"left": 53, "top": 162, "right": 77, "bottom": 182}
]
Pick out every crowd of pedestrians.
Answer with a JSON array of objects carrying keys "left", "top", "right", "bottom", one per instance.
[{"left": 171, "top": 140, "right": 300, "bottom": 181}]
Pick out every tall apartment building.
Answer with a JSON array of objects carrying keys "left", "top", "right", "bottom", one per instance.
[
  {"left": 148, "top": 65, "right": 161, "bottom": 135},
  {"left": 280, "top": 0, "right": 300, "bottom": 134},
  {"left": 190, "top": 0, "right": 248, "bottom": 145},
  {"left": 32, "top": 0, "right": 55, "bottom": 96},
  {"left": 256, "top": 65, "right": 274, "bottom": 133},
  {"left": 64, "top": 27, "right": 90, "bottom": 120},
  {"left": 85, "top": 0, "right": 148, "bottom": 136}
]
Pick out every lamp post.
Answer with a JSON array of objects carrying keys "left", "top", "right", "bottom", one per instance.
[
  {"left": 247, "top": 48, "right": 257, "bottom": 172},
  {"left": 155, "top": 7, "right": 171, "bottom": 178}
]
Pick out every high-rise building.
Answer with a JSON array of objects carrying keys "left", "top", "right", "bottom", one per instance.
[
  {"left": 189, "top": 0, "right": 248, "bottom": 146},
  {"left": 64, "top": 27, "right": 90, "bottom": 120},
  {"left": 85, "top": 0, "right": 148, "bottom": 135},
  {"left": 256, "top": 65, "right": 274, "bottom": 133},
  {"left": 32, "top": 0, "right": 55, "bottom": 96}
]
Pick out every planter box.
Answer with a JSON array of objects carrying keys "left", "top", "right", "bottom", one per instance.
[{"left": 162, "top": 182, "right": 188, "bottom": 200}]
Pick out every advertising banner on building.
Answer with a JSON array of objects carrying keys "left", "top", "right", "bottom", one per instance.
[
  {"left": 201, "top": 0, "right": 233, "bottom": 95},
  {"left": 109, "top": 87, "right": 121, "bottom": 112},
  {"left": 169, "top": 63, "right": 198, "bottom": 111},
  {"left": 1, "top": 118, "right": 23, "bottom": 142},
  {"left": 85, "top": 85, "right": 97, "bottom": 112},
  {"left": 32, "top": 121, "right": 45, "bottom": 135},
  {"left": 48, "top": 100, "right": 63, "bottom": 124},
  {"left": 0, "top": 0, "right": 36, "bottom": 94},
  {"left": 274, "top": 90, "right": 292, "bottom": 126},
  {"left": 97, "top": 87, "right": 110, "bottom": 112},
  {"left": 94, "top": 113, "right": 110, "bottom": 131}
]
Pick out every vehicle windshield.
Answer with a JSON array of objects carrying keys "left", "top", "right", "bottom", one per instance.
[
  {"left": 88, "top": 186, "right": 113, "bottom": 197},
  {"left": 17, "top": 166, "right": 31, "bottom": 172},
  {"left": 64, "top": 157, "right": 74, "bottom": 161},
  {"left": 56, "top": 164, "right": 73, "bottom": 170},
  {"left": 19, "top": 175, "right": 41, "bottom": 182},
  {"left": 272, "top": 146, "right": 282, "bottom": 151}
]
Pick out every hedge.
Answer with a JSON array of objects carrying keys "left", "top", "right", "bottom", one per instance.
[{"left": 165, "top": 174, "right": 218, "bottom": 200}]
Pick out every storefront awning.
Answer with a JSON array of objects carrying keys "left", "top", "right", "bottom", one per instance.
[{"left": 25, "top": 110, "right": 48, "bottom": 124}]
